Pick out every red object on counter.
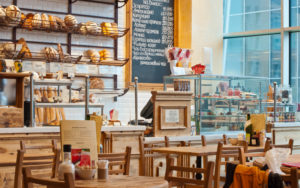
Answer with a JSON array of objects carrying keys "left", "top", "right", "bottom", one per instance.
[
  {"left": 192, "top": 64, "right": 206, "bottom": 74},
  {"left": 282, "top": 162, "right": 300, "bottom": 168}
]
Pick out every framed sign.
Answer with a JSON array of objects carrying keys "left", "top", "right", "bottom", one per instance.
[{"left": 159, "top": 106, "right": 188, "bottom": 130}]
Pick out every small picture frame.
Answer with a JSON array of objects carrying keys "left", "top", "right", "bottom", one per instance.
[{"left": 159, "top": 106, "right": 188, "bottom": 130}]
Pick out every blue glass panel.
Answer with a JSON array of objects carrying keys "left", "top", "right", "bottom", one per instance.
[
  {"left": 290, "top": 7, "right": 297, "bottom": 26},
  {"left": 245, "top": 36, "right": 270, "bottom": 77},
  {"left": 271, "top": 0, "right": 281, "bottom": 9},
  {"left": 245, "top": 0, "right": 269, "bottom": 12},
  {"left": 224, "top": 38, "right": 244, "bottom": 76},
  {"left": 230, "top": 0, "right": 244, "bottom": 14},
  {"left": 271, "top": 10, "right": 281, "bottom": 29},
  {"left": 227, "top": 15, "right": 244, "bottom": 33},
  {"left": 270, "top": 35, "right": 281, "bottom": 79},
  {"left": 245, "top": 12, "right": 270, "bottom": 31}
]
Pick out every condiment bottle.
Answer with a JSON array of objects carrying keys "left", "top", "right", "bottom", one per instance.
[{"left": 58, "top": 144, "right": 75, "bottom": 180}]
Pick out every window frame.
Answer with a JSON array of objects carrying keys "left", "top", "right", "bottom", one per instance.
[{"left": 223, "top": 0, "right": 293, "bottom": 87}]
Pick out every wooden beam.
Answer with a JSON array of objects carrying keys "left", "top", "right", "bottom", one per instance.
[{"left": 174, "top": 0, "right": 192, "bottom": 48}]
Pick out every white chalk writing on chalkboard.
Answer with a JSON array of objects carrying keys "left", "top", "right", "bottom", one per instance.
[{"left": 132, "top": 0, "right": 173, "bottom": 83}]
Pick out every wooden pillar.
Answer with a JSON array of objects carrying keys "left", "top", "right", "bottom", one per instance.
[{"left": 174, "top": 0, "right": 192, "bottom": 48}]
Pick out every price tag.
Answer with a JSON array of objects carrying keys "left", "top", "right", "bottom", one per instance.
[
  {"left": 32, "top": 61, "right": 46, "bottom": 75},
  {"left": 63, "top": 64, "right": 75, "bottom": 74},
  {"left": 88, "top": 65, "right": 99, "bottom": 75},
  {"left": 49, "top": 62, "right": 63, "bottom": 73},
  {"left": 75, "top": 64, "right": 89, "bottom": 74},
  {"left": 22, "top": 61, "right": 33, "bottom": 72}
]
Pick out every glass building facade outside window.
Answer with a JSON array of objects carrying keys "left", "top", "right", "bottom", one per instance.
[{"left": 224, "top": 0, "right": 300, "bottom": 104}]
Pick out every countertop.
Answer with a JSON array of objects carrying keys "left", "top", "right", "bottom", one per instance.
[{"left": 0, "top": 125, "right": 146, "bottom": 134}]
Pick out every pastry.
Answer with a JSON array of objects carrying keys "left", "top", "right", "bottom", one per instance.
[
  {"left": 64, "top": 14, "right": 77, "bottom": 28},
  {"left": 101, "top": 22, "right": 111, "bottom": 36},
  {"left": 16, "top": 38, "right": 32, "bottom": 59},
  {"left": 20, "top": 13, "right": 25, "bottom": 24},
  {"left": 41, "top": 13, "right": 50, "bottom": 29},
  {"left": 78, "top": 23, "right": 87, "bottom": 35},
  {"left": 110, "top": 22, "right": 118, "bottom": 36},
  {"left": 84, "top": 49, "right": 99, "bottom": 64},
  {"left": 32, "top": 13, "right": 42, "bottom": 28},
  {"left": 90, "top": 78, "right": 104, "bottom": 89},
  {"left": 57, "top": 43, "right": 64, "bottom": 62},
  {"left": 22, "top": 13, "right": 34, "bottom": 30},
  {"left": 48, "top": 15, "right": 58, "bottom": 30},
  {"left": 85, "top": 21, "right": 98, "bottom": 34},
  {"left": 5, "top": 5, "right": 21, "bottom": 26},
  {"left": 99, "top": 49, "right": 111, "bottom": 61},
  {"left": 54, "top": 16, "right": 67, "bottom": 30},
  {"left": 43, "top": 47, "right": 58, "bottom": 61},
  {"left": 0, "top": 6, "right": 6, "bottom": 23}
]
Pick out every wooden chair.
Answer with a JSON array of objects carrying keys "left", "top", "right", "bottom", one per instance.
[
  {"left": 98, "top": 146, "right": 131, "bottom": 175},
  {"left": 22, "top": 165, "right": 75, "bottom": 188},
  {"left": 14, "top": 140, "right": 60, "bottom": 188},
  {"left": 281, "top": 167, "right": 299, "bottom": 188},
  {"left": 201, "top": 134, "right": 228, "bottom": 171},
  {"left": 238, "top": 139, "right": 271, "bottom": 166},
  {"left": 271, "top": 138, "right": 294, "bottom": 154},
  {"left": 165, "top": 157, "right": 214, "bottom": 188},
  {"left": 20, "top": 139, "right": 57, "bottom": 152},
  {"left": 139, "top": 136, "right": 168, "bottom": 176},
  {"left": 214, "top": 142, "right": 243, "bottom": 188}
]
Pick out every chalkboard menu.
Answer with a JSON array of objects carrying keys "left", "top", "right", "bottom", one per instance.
[{"left": 131, "top": 0, "right": 174, "bottom": 84}]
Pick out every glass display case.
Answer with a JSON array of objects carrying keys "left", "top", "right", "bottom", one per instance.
[{"left": 163, "top": 74, "right": 270, "bottom": 135}]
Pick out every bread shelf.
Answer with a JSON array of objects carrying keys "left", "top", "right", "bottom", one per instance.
[
  {"left": 1, "top": 52, "right": 129, "bottom": 67},
  {"left": 0, "top": 17, "right": 129, "bottom": 39}
]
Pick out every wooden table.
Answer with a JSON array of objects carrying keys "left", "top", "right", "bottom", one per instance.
[
  {"left": 50, "top": 175, "right": 168, "bottom": 188},
  {"left": 152, "top": 144, "right": 264, "bottom": 156},
  {"left": 253, "top": 154, "right": 300, "bottom": 174}
]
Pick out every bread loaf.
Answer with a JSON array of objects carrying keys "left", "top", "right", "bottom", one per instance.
[
  {"left": 90, "top": 78, "right": 104, "bottom": 89},
  {"left": 86, "top": 21, "right": 98, "bottom": 34},
  {"left": 0, "top": 6, "right": 6, "bottom": 22},
  {"left": 78, "top": 23, "right": 87, "bottom": 35},
  {"left": 101, "top": 22, "right": 111, "bottom": 36},
  {"left": 48, "top": 15, "right": 58, "bottom": 30},
  {"left": 5, "top": 5, "right": 21, "bottom": 25},
  {"left": 22, "top": 13, "right": 34, "bottom": 30},
  {"left": 44, "top": 47, "right": 58, "bottom": 61},
  {"left": 85, "top": 49, "right": 99, "bottom": 64},
  {"left": 110, "top": 22, "right": 118, "bottom": 36},
  {"left": 64, "top": 14, "right": 77, "bottom": 28},
  {"left": 99, "top": 49, "right": 111, "bottom": 61},
  {"left": 41, "top": 13, "right": 50, "bottom": 29},
  {"left": 32, "top": 13, "right": 42, "bottom": 28},
  {"left": 55, "top": 16, "right": 67, "bottom": 30},
  {"left": 57, "top": 43, "right": 64, "bottom": 62}
]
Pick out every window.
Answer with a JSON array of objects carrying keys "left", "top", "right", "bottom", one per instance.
[{"left": 224, "top": 0, "right": 300, "bottom": 108}]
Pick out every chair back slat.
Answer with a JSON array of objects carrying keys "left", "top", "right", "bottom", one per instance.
[
  {"left": 139, "top": 136, "right": 168, "bottom": 176},
  {"left": 98, "top": 146, "right": 131, "bottom": 175},
  {"left": 214, "top": 142, "right": 242, "bottom": 188},
  {"left": 22, "top": 165, "right": 75, "bottom": 188},
  {"left": 165, "top": 157, "right": 214, "bottom": 188},
  {"left": 14, "top": 140, "right": 60, "bottom": 188},
  {"left": 271, "top": 139, "right": 294, "bottom": 154}
]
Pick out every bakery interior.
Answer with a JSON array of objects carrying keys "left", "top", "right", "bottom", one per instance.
[{"left": 0, "top": 0, "right": 299, "bottom": 187}]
